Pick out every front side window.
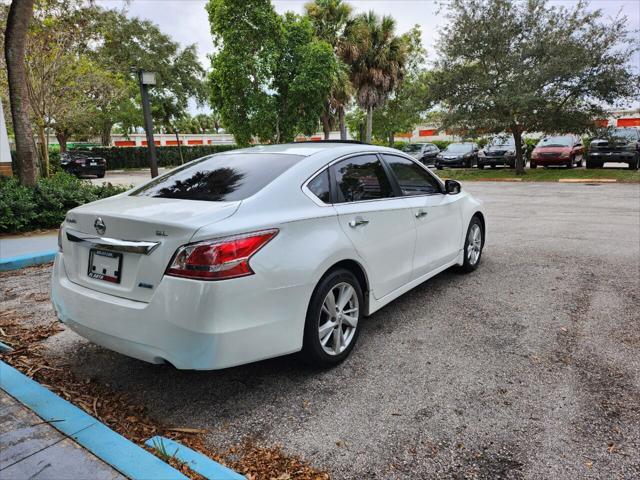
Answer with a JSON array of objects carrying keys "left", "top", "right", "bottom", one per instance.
[
  {"left": 132, "top": 153, "right": 303, "bottom": 202},
  {"left": 383, "top": 155, "right": 442, "bottom": 196},
  {"left": 333, "top": 154, "right": 393, "bottom": 203},
  {"left": 307, "top": 169, "right": 331, "bottom": 203}
]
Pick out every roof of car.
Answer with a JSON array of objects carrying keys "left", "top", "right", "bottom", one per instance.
[{"left": 221, "top": 142, "right": 389, "bottom": 157}]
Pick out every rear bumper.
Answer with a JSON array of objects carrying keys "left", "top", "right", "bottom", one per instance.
[
  {"left": 62, "top": 165, "right": 105, "bottom": 176},
  {"left": 51, "top": 254, "right": 309, "bottom": 370}
]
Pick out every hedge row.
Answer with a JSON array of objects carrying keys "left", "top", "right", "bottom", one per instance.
[
  {"left": 90, "top": 144, "right": 239, "bottom": 170},
  {"left": 0, "top": 172, "right": 129, "bottom": 233}
]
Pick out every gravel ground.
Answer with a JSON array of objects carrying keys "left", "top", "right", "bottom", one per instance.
[{"left": 1, "top": 182, "right": 639, "bottom": 479}]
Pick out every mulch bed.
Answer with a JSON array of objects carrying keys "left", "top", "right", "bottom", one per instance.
[{"left": 0, "top": 308, "right": 329, "bottom": 480}]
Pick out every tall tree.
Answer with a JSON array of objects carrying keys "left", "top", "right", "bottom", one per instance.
[
  {"left": 94, "top": 9, "right": 206, "bottom": 145},
  {"left": 305, "top": 0, "right": 352, "bottom": 139},
  {"left": 372, "top": 25, "right": 430, "bottom": 143},
  {"left": 207, "top": 0, "right": 337, "bottom": 145},
  {"left": 431, "top": 0, "right": 640, "bottom": 174},
  {"left": 4, "top": 0, "right": 37, "bottom": 186},
  {"left": 340, "top": 11, "right": 407, "bottom": 143}
]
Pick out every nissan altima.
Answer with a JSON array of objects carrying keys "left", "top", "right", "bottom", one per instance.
[{"left": 52, "top": 143, "right": 486, "bottom": 370}]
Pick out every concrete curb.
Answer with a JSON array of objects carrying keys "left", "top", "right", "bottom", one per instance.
[
  {"left": 0, "top": 361, "right": 188, "bottom": 479},
  {"left": 0, "top": 250, "right": 57, "bottom": 272},
  {"left": 558, "top": 178, "right": 617, "bottom": 183},
  {"left": 146, "top": 436, "right": 244, "bottom": 480}
]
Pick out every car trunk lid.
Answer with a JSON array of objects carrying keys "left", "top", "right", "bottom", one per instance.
[{"left": 61, "top": 195, "right": 240, "bottom": 302}]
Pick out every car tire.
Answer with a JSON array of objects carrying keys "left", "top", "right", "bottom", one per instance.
[
  {"left": 459, "top": 216, "right": 484, "bottom": 273},
  {"left": 301, "top": 268, "right": 364, "bottom": 368},
  {"left": 97, "top": 172, "right": 105, "bottom": 179},
  {"left": 530, "top": 161, "right": 537, "bottom": 169},
  {"left": 478, "top": 162, "right": 484, "bottom": 170},
  {"left": 566, "top": 159, "right": 574, "bottom": 169},
  {"left": 628, "top": 155, "right": 639, "bottom": 170}
]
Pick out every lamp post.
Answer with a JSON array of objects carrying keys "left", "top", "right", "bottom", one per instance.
[{"left": 138, "top": 70, "right": 159, "bottom": 178}]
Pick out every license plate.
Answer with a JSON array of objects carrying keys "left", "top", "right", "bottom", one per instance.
[
  {"left": 90, "top": 162, "right": 97, "bottom": 166},
  {"left": 88, "top": 249, "right": 122, "bottom": 283}
]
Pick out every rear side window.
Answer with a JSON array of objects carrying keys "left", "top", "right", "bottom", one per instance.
[
  {"left": 383, "top": 154, "right": 442, "bottom": 195},
  {"left": 131, "top": 153, "right": 303, "bottom": 202},
  {"left": 307, "top": 170, "right": 331, "bottom": 203},
  {"left": 333, "top": 154, "right": 393, "bottom": 203}
]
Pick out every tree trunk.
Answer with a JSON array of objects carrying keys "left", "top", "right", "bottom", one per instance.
[
  {"left": 5, "top": 0, "right": 37, "bottom": 186},
  {"left": 511, "top": 125, "right": 525, "bottom": 175},
  {"left": 173, "top": 127, "right": 184, "bottom": 165},
  {"left": 101, "top": 122, "right": 112, "bottom": 146},
  {"left": 365, "top": 106, "right": 373, "bottom": 143},
  {"left": 389, "top": 132, "right": 395, "bottom": 146},
  {"left": 321, "top": 109, "right": 331, "bottom": 140},
  {"left": 338, "top": 106, "right": 346, "bottom": 140},
  {"left": 56, "top": 130, "right": 68, "bottom": 153},
  {"left": 36, "top": 124, "right": 49, "bottom": 177}
]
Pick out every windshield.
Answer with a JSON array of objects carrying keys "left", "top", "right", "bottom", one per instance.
[
  {"left": 131, "top": 153, "right": 303, "bottom": 202},
  {"left": 443, "top": 143, "right": 473, "bottom": 153},
  {"left": 488, "top": 136, "right": 515, "bottom": 147},
  {"left": 611, "top": 128, "right": 639, "bottom": 141},
  {"left": 402, "top": 144, "right": 422, "bottom": 153},
  {"left": 537, "top": 136, "right": 573, "bottom": 147}
]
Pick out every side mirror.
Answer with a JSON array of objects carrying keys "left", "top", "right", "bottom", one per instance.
[{"left": 445, "top": 179, "right": 461, "bottom": 195}]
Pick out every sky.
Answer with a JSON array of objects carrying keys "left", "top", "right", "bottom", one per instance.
[{"left": 96, "top": 0, "right": 640, "bottom": 112}]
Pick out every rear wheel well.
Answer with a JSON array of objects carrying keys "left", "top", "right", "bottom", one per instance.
[{"left": 323, "top": 260, "right": 370, "bottom": 314}]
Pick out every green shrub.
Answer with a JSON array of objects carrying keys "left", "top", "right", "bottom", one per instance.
[
  {"left": 0, "top": 171, "right": 129, "bottom": 234},
  {"left": 431, "top": 140, "right": 452, "bottom": 150},
  {"left": 85, "top": 144, "right": 238, "bottom": 170},
  {"left": 0, "top": 177, "right": 37, "bottom": 233}
]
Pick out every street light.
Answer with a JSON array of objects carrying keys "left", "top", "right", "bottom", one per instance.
[{"left": 138, "top": 70, "right": 159, "bottom": 178}]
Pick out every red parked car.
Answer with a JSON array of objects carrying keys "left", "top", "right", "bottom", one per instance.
[{"left": 530, "top": 135, "right": 584, "bottom": 169}]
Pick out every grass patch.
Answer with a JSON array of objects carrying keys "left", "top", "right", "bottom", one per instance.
[{"left": 437, "top": 167, "right": 640, "bottom": 183}]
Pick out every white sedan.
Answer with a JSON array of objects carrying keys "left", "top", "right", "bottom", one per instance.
[{"left": 52, "top": 142, "right": 486, "bottom": 370}]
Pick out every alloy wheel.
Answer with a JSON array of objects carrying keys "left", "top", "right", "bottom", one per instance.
[
  {"left": 318, "top": 282, "right": 359, "bottom": 356},
  {"left": 467, "top": 223, "right": 482, "bottom": 266}
]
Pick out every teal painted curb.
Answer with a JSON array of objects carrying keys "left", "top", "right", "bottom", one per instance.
[
  {"left": 0, "top": 361, "right": 188, "bottom": 480},
  {"left": 146, "top": 436, "right": 245, "bottom": 480},
  {"left": 0, "top": 250, "right": 57, "bottom": 272}
]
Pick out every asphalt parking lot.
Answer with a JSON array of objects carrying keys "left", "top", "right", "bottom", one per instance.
[{"left": 2, "top": 181, "right": 639, "bottom": 479}]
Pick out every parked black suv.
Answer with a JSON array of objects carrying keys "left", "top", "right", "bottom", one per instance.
[
  {"left": 61, "top": 150, "right": 107, "bottom": 178},
  {"left": 588, "top": 128, "right": 640, "bottom": 170}
]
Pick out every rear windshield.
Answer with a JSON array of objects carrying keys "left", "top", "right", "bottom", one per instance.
[{"left": 131, "top": 153, "right": 303, "bottom": 202}]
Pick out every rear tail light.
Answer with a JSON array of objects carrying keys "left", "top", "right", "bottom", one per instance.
[{"left": 166, "top": 229, "right": 278, "bottom": 280}]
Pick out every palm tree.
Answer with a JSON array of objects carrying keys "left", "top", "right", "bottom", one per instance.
[
  {"left": 340, "top": 11, "right": 407, "bottom": 143},
  {"left": 305, "top": 0, "right": 352, "bottom": 139},
  {"left": 4, "top": 0, "right": 38, "bottom": 185}
]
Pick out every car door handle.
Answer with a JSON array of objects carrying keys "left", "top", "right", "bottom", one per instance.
[
  {"left": 415, "top": 209, "right": 428, "bottom": 218},
  {"left": 349, "top": 216, "right": 369, "bottom": 228}
]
